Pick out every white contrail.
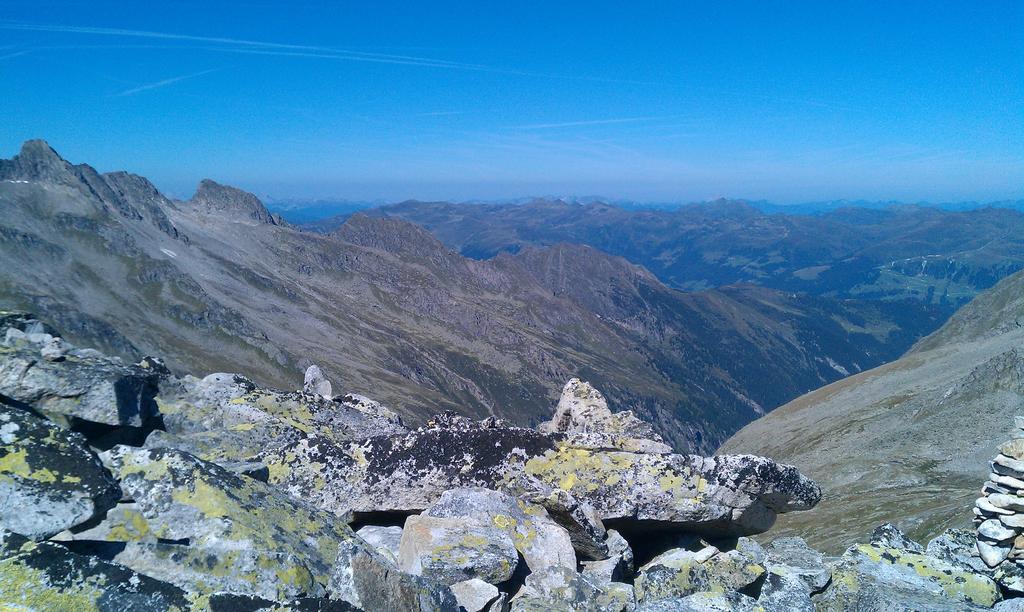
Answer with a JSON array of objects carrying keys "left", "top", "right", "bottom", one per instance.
[
  {"left": 113, "top": 68, "right": 219, "bottom": 97},
  {"left": 0, "top": 22, "right": 488, "bottom": 70},
  {"left": 512, "top": 116, "right": 679, "bottom": 130}
]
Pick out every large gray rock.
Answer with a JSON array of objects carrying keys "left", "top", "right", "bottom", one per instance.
[
  {"left": 422, "top": 488, "right": 577, "bottom": 573},
  {"left": 398, "top": 514, "right": 519, "bottom": 586},
  {"left": 330, "top": 536, "right": 458, "bottom": 611},
  {"left": 636, "top": 591, "right": 759, "bottom": 611},
  {"left": 539, "top": 378, "right": 673, "bottom": 454},
  {"left": 356, "top": 525, "right": 404, "bottom": 563},
  {"left": 510, "top": 566, "right": 633, "bottom": 612},
  {"left": 757, "top": 569, "right": 814, "bottom": 612},
  {"left": 870, "top": 522, "right": 925, "bottom": 553},
  {"left": 0, "top": 529, "right": 190, "bottom": 610},
  {"left": 99, "top": 445, "right": 354, "bottom": 600},
  {"left": 763, "top": 536, "right": 830, "bottom": 594},
  {"left": 147, "top": 371, "right": 406, "bottom": 468},
  {"left": 0, "top": 329, "right": 161, "bottom": 427},
  {"left": 816, "top": 543, "right": 1001, "bottom": 610},
  {"left": 527, "top": 488, "right": 608, "bottom": 559},
  {"left": 0, "top": 404, "right": 120, "bottom": 539},
  {"left": 633, "top": 544, "right": 764, "bottom": 605},
  {"left": 303, "top": 364, "right": 333, "bottom": 399},
  {"left": 450, "top": 578, "right": 501, "bottom": 612},
  {"left": 260, "top": 414, "right": 820, "bottom": 537},
  {"left": 927, "top": 528, "right": 1024, "bottom": 596}
]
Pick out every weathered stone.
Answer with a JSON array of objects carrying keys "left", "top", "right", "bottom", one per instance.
[
  {"left": 979, "top": 539, "right": 1012, "bottom": 567},
  {"left": 606, "top": 529, "right": 634, "bottom": 573},
  {"left": 303, "top": 364, "right": 333, "bottom": 399},
  {"left": 0, "top": 404, "right": 120, "bottom": 539},
  {"left": 0, "top": 530, "right": 190, "bottom": 610},
  {"left": 996, "top": 454, "right": 1024, "bottom": 474},
  {"left": 0, "top": 336, "right": 161, "bottom": 427},
  {"left": 995, "top": 598, "right": 1024, "bottom": 611},
  {"left": 527, "top": 488, "right": 607, "bottom": 559},
  {"left": 511, "top": 566, "right": 632, "bottom": 612},
  {"left": 869, "top": 522, "right": 925, "bottom": 553},
  {"left": 981, "top": 518, "right": 1019, "bottom": 541},
  {"left": 54, "top": 502, "right": 153, "bottom": 543},
  {"left": 539, "top": 378, "right": 672, "bottom": 454},
  {"left": 398, "top": 514, "right": 519, "bottom": 586},
  {"left": 450, "top": 578, "right": 500, "bottom": 612},
  {"left": 763, "top": 536, "right": 830, "bottom": 594},
  {"left": 424, "top": 488, "right": 577, "bottom": 572},
  {"left": 329, "top": 536, "right": 458, "bottom": 611},
  {"left": 994, "top": 561, "right": 1024, "bottom": 594},
  {"left": 262, "top": 415, "right": 820, "bottom": 537},
  {"left": 927, "top": 528, "right": 989, "bottom": 574},
  {"left": 757, "top": 568, "right": 814, "bottom": 612},
  {"left": 1001, "top": 439, "right": 1024, "bottom": 460},
  {"left": 817, "top": 543, "right": 1001, "bottom": 610},
  {"left": 100, "top": 445, "right": 354, "bottom": 599},
  {"left": 989, "top": 493, "right": 1024, "bottom": 512},
  {"left": 356, "top": 525, "right": 404, "bottom": 563},
  {"left": 636, "top": 591, "right": 758, "bottom": 611},
  {"left": 979, "top": 496, "right": 1015, "bottom": 515},
  {"left": 987, "top": 481, "right": 1016, "bottom": 496},
  {"left": 152, "top": 372, "right": 407, "bottom": 466},
  {"left": 634, "top": 545, "right": 764, "bottom": 605},
  {"left": 111, "top": 541, "right": 317, "bottom": 602},
  {"left": 992, "top": 471, "right": 1024, "bottom": 490}
]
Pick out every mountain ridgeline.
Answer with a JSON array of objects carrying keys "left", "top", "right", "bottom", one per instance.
[
  {"left": 318, "top": 198, "right": 1024, "bottom": 309},
  {"left": 0, "top": 140, "right": 951, "bottom": 452}
]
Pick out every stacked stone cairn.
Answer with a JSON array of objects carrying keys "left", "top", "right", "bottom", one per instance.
[{"left": 977, "top": 417, "right": 1024, "bottom": 569}]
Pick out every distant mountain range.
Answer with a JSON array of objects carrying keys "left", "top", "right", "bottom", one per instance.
[
  {"left": 0, "top": 140, "right": 950, "bottom": 453},
  {"left": 273, "top": 196, "right": 1024, "bottom": 227},
  {"left": 334, "top": 198, "right": 1024, "bottom": 309},
  {"left": 721, "top": 267, "right": 1024, "bottom": 552}
]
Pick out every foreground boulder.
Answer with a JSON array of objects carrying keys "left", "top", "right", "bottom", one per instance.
[
  {"left": 633, "top": 540, "right": 765, "bottom": 605},
  {"left": 421, "top": 488, "right": 578, "bottom": 572},
  {"left": 262, "top": 413, "right": 820, "bottom": 537},
  {"left": 0, "top": 529, "right": 190, "bottom": 610},
  {"left": 92, "top": 444, "right": 452, "bottom": 607},
  {"left": 0, "top": 403, "right": 121, "bottom": 539},
  {"left": 0, "top": 317, "right": 161, "bottom": 428},
  {"left": 150, "top": 372, "right": 406, "bottom": 467},
  {"left": 818, "top": 540, "right": 1001, "bottom": 610}
]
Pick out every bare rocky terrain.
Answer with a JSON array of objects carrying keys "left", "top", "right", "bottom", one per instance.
[
  {"left": 0, "top": 140, "right": 943, "bottom": 452},
  {"left": 721, "top": 268, "right": 1024, "bottom": 553},
  {"left": 2, "top": 314, "right": 1019, "bottom": 610}
]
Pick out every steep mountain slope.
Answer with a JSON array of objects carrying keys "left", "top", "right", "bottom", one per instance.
[
  {"left": 0, "top": 140, "right": 940, "bottom": 452},
  {"left": 720, "top": 269, "right": 1024, "bottom": 552},
  {"left": 343, "top": 198, "right": 1024, "bottom": 308}
]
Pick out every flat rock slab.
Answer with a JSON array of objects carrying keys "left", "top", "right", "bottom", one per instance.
[
  {"left": 0, "top": 337, "right": 161, "bottom": 427},
  {"left": 261, "top": 415, "right": 820, "bottom": 538},
  {"left": 818, "top": 543, "right": 1001, "bottom": 611},
  {"left": 0, "top": 404, "right": 120, "bottom": 539}
]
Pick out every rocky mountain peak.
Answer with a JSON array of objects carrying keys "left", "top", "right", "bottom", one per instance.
[
  {"left": 334, "top": 213, "right": 451, "bottom": 257},
  {"left": 0, "top": 139, "right": 72, "bottom": 183},
  {"left": 189, "top": 178, "right": 277, "bottom": 225}
]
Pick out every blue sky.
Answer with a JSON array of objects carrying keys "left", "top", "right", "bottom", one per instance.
[{"left": 1, "top": 1, "right": 1022, "bottom": 203}]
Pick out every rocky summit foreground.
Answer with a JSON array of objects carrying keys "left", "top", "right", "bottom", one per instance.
[{"left": 0, "top": 313, "right": 1020, "bottom": 610}]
